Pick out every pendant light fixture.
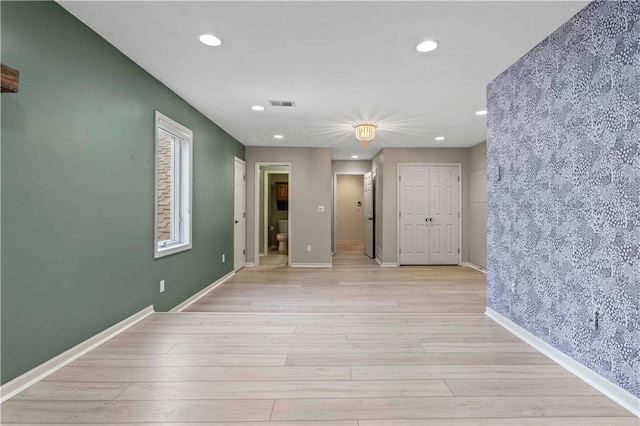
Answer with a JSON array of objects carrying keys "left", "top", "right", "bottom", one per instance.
[{"left": 353, "top": 123, "right": 378, "bottom": 147}]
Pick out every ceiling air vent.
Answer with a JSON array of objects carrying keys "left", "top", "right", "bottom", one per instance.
[{"left": 269, "top": 100, "right": 296, "bottom": 107}]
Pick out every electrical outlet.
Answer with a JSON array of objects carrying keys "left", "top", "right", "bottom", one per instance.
[
  {"left": 307, "top": 245, "right": 311, "bottom": 252},
  {"left": 222, "top": 254, "right": 225, "bottom": 262},
  {"left": 160, "top": 280, "right": 165, "bottom": 293}
]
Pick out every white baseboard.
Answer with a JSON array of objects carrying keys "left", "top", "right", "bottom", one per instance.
[
  {"left": 486, "top": 307, "right": 640, "bottom": 417},
  {"left": 244, "top": 262, "right": 255, "bottom": 267},
  {"left": 462, "top": 262, "right": 487, "bottom": 274},
  {"left": 376, "top": 258, "right": 398, "bottom": 267},
  {"left": 0, "top": 305, "right": 154, "bottom": 403},
  {"left": 170, "top": 271, "right": 235, "bottom": 313},
  {"left": 290, "top": 263, "right": 332, "bottom": 268}
]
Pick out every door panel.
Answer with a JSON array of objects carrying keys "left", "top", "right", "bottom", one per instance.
[
  {"left": 399, "top": 165, "right": 429, "bottom": 265},
  {"left": 234, "top": 158, "right": 245, "bottom": 271},
  {"left": 363, "top": 171, "right": 374, "bottom": 258},
  {"left": 429, "top": 165, "right": 459, "bottom": 264}
]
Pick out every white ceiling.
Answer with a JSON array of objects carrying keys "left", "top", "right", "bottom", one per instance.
[{"left": 60, "top": 1, "right": 588, "bottom": 160}]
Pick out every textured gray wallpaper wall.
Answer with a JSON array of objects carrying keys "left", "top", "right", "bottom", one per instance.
[{"left": 488, "top": 1, "right": 640, "bottom": 397}]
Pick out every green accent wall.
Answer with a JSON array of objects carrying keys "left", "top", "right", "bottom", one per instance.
[{"left": 1, "top": 1, "right": 244, "bottom": 384}]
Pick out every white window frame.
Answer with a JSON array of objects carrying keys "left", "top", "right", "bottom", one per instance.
[{"left": 154, "top": 111, "right": 193, "bottom": 258}]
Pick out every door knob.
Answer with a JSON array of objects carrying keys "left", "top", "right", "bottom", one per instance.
[
  {"left": 429, "top": 217, "right": 433, "bottom": 222},
  {"left": 235, "top": 220, "right": 239, "bottom": 224}
]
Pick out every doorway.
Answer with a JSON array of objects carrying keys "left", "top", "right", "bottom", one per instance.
[
  {"left": 398, "top": 163, "right": 461, "bottom": 265},
  {"left": 334, "top": 173, "right": 366, "bottom": 255},
  {"left": 255, "top": 163, "right": 291, "bottom": 267}
]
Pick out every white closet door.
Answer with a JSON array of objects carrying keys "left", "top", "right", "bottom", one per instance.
[
  {"left": 429, "top": 165, "right": 460, "bottom": 264},
  {"left": 399, "top": 165, "right": 430, "bottom": 265}
]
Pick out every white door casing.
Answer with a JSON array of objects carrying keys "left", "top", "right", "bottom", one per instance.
[
  {"left": 398, "top": 164, "right": 461, "bottom": 265},
  {"left": 363, "top": 171, "right": 374, "bottom": 258},
  {"left": 262, "top": 170, "right": 289, "bottom": 255},
  {"left": 234, "top": 157, "right": 246, "bottom": 271},
  {"left": 254, "top": 162, "right": 292, "bottom": 267}
]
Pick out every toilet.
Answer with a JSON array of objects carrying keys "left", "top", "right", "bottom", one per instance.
[{"left": 276, "top": 220, "right": 288, "bottom": 252}]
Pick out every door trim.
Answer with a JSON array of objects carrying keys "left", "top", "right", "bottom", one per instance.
[
  {"left": 254, "top": 162, "right": 292, "bottom": 267},
  {"left": 396, "top": 163, "right": 462, "bottom": 266},
  {"left": 262, "top": 169, "right": 289, "bottom": 255}
]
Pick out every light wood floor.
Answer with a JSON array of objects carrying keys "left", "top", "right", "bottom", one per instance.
[{"left": 2, "top": 245, "right": 636, "bottom": 424}]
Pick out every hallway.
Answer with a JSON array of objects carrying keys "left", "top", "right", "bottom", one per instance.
[{"left": 2, "top": 249, "right": 635, "bottom": 424}]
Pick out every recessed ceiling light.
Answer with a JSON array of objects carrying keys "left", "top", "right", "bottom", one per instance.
[
  {"left": 475, "top": 110, "right": 488, "bottom": 116},
  {"left": 251, "top": 105, "right": 265, "bottom": 111},
  {"left": 435, "top": 136, "right": 446, "bottom": 141},
  {"left": 198, "top": 34, "right": 222, "bottom": 47},
  {"left": 273, "top": 134, "right": 284, "bottom": 139},
  {"left": 416, "top": 40, "right": 438, "bottom": 53},
  {"left": 351, "top": 155, "right": 359, "bottom": 159}
]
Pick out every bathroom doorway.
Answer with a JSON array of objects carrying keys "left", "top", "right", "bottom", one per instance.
[{"left": 256, "top": 163, "right": 291, "bottom": 267}]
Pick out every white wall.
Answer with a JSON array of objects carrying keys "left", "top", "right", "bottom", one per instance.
[
  {"left": 331, "top": 160, "right": 371, "bottom": 175},
  {"left": 246, "top": 147, "right": 332, "bottom": 266}
]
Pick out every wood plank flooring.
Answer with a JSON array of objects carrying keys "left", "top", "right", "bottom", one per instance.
[{"left": 2, "top": 245, "right": 636, "bottom": 424}]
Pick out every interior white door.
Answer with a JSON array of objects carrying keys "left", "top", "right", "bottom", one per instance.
[
  {"left": 399, "top": 164, "right": 460, "bottom": 265},
  {"left": 233, "top": 158, "right": 245, "bottom": 271},
  {"left": 429, "top": 166, "right": 460, "bottom": 264},
  {"left": 363, "top": 171, "right": 374, "bottom": 258},
  {"left": 399, "top": 165, "right": 430, "bottom": 265}
]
